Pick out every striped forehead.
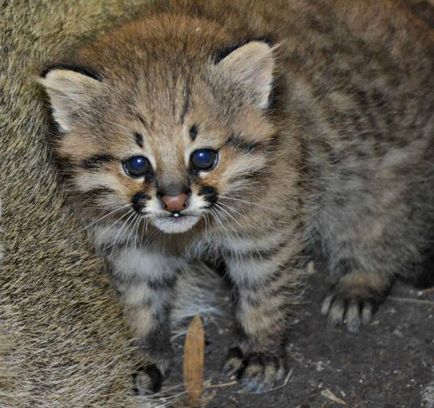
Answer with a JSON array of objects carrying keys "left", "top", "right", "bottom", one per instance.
[{"left": 131, "top": 74, "right": 191, "bottom": 130}]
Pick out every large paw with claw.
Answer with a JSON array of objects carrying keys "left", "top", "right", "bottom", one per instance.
[
  {"left": 321, "top": 291, "right": 374, "bottom": 333},
  {"left": 321, "top": 272, "right": 390, "bottom": 333}
]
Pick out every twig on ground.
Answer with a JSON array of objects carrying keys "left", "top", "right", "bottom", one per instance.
[
  {"left": 321, "top": 388, "right": 347, "bottom": 406},
  {"left": 205, "top": 380, "right": 238, "bottom": 389}
]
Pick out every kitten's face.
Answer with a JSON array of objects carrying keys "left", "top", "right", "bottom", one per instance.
[{"left": 40, "top": 37, "right": 277, "bottom": 235}]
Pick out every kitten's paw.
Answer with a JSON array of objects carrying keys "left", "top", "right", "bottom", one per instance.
[
  {"left": 133, "top": 357, "right": 172, "bottom": 395},
  {"left": 321, "top": 293, "right": 373, "bottom": 333},
  {"left": 132, "top": 336, "right": 174, "bottom": 395},
  {"left": 133, "top": 364, "right": 164, "bottom": 394},
  {"left": 222, "top": 347, "right": 286, "bottom": 393},
  {"left": 321, "top": 272, "right": 390, "bottom": 333}
]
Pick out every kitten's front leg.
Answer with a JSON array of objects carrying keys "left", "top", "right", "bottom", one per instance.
[
  {"left": 223, "top": 238, "right": 303, "bottom": 393},
  {"left": 108, "top": 247, "right": 178, "bottom": 393}
]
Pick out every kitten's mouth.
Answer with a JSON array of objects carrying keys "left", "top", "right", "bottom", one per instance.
[{"left": 152, "top": 214, "right": 200, "bottom": 234}]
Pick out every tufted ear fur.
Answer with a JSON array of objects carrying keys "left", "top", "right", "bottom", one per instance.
[
  {"left": 38, "top": 67, "right": 102, "bottom": 132},
  {"left": 217, "top": 41, "right": 276, "bottom": 110}
]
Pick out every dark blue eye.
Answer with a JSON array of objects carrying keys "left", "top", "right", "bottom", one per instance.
[
  {"left": 190, "top": 149, "right": 218, "bottom": 171},
  {"left": 123, "top": 156, "right": 151, "bottom": 177}
]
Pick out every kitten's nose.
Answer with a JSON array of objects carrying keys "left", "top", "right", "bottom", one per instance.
[{"left": 160, "top": 193, "right": 188, "bottom": 212}]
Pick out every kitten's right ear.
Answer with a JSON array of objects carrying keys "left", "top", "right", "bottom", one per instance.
[
  {"left": 38, "top": 66, "right": 102, "bottom": 132},
  {"left": 216, "top": 41, "right": 276, "bottom": 110}
]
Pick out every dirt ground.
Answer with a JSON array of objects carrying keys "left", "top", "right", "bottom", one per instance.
[{"left": 163, "top": 272, "right": 434, "bottom": 408}]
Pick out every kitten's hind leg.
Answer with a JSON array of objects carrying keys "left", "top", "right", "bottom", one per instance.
[
  {"left": 314, "top": 160, "right": 433, "bottom": 333},
  {"left": 315, "top": 193, "right": 429, "bottom": 332}
]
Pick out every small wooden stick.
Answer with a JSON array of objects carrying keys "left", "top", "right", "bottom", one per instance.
[{"left": 183, "top": 315, "right": 205, "bottom": 407}]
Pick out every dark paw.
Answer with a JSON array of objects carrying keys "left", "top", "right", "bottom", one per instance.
[
  {"left": 132, "top": 338, "right": 173, "bottom": 395},
  {"left": 133, "top": 364, "right": 164, "bottom": 395},
  {"left": 133, "top": 353, "right": 172, "bottom": 395},
  {"left": 222, "top": 347, "right": 286, "bottom": 393},
  {"left": 321, "top": 292, "right": 374, "bottom": 333}
]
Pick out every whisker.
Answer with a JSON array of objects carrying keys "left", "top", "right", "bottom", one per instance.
[
  {"left": 94, "top": 210, "right": 133, "bottom": 251},
  {"left": 215, "top": 202, "right": 254, "bottom": 239},
  {"left": 125, "top": 212, "right": 140, "bottom": 250},
  {"left": 81, "top": 204, "right": 131, "bottom": 231},
  {"left": 209, "top": 207, "right": 234, "bottom": 244},
  {"left": 132, "top": 215, "right": 143, "bottom": 250},
  {"left": 111, "top": 210, "right": 136, "bottom": 250}
]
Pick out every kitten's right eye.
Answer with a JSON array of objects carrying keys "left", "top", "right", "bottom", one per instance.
[{"left": 123, "top": 156, "right": 151, "bottom": 178}]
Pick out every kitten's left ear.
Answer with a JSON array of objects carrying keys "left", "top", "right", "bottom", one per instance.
[
  {"left": 38, "top": 66, "right": 102, "bottom": 132},
  {"left": 217, "top": 41, "right": 276, "bottom": 110}
]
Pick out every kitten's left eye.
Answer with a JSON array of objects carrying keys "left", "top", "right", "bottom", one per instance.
[
  {"left": 123, "top": 156, "right": 151, "bottom": 178},
  {"left": 190, "top": 149, "right": 218, "bottom": 171}
]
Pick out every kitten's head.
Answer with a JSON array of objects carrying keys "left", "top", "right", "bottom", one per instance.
[{"left": 39, "top": 16, "right": 279, "bottom": 235}]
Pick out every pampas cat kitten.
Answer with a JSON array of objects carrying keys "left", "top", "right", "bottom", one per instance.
[{"left": 39, "top": 0, "right": 434, "bottom": 394}]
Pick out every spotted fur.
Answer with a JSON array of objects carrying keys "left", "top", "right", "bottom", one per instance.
[{"left": 39, "top": 0, "right": 434, "bottom": 393}]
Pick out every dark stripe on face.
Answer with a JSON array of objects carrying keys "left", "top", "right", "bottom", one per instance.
[
  {"left": 189, "top": 124, "right": 198, "bottom": 141},
  {"left": 137, "top": 113, "right": 150, "bottom": 130},
  {"left": 199, "top": 185, "right": 218, "bottom": 207},
  {"left": 80, "top": 154, "right": 114, "bottom": 170},
  {"left": 180, "top": 83, "right": 191, "bottom": 124},
  {"left": 228, "top": 168, "right": 270, "bottom": 185},
  {"left": 132, "top": 191, "right": 151, "bottom": 213},
  {"left": 225, "top": 134, "right": 264, "bottom": 153},
  {"left": 82, "top": 187, "right": 115, "bottom": 202},
  {"left": 134, "top": 132, "right": 144, "bottom": 148}
]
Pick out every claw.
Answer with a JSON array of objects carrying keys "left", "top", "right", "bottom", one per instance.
[
  {"left": 321, "top": 288, "right": 376, "bottom": 333},
  {"left": 362, "top": 302, "right": 373, "bottom": 324},
  {"left": 321, "top": 294, "right": 334, "bottom": 316},
  {"left": 328, "top": 297, "right": 346, "bottom": 326},
  {"left": 345, "top": 300, "right": 362, "bottom": 333},
  {"left": 222, "top": 351, "right": 285, "bottom": 393}
]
